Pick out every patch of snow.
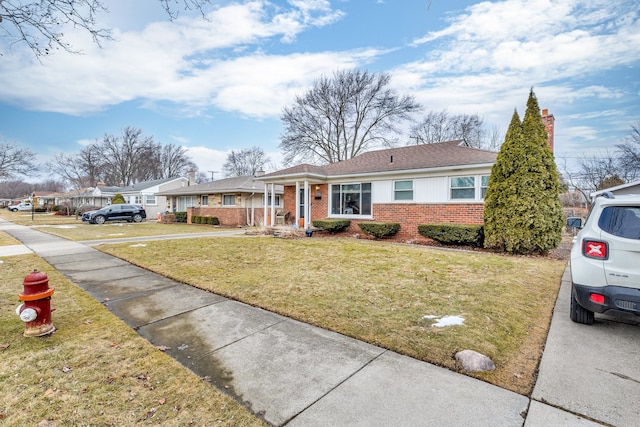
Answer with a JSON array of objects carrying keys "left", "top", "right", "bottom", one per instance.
[
  {"left": 56, "top": 225, "right": 77, "bottom": 229},
  {"left": 433, "top": 315, "right": 465, "bottom": 328},
  {"left": 422, "top": 314, "right": 465, "bottom": 328},
  {"left": 108, "top": 233, "right": 125, "bottom": 236},
  {"left": 129, "top": 244, "right": 147, "bottom": 247}
]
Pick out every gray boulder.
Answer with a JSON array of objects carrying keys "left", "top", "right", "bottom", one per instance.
[{"left": 455, "top": 349, "right": 496, "bottom": 372}]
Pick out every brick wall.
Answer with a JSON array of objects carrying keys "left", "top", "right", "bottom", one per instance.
[
  {"left": 281, "top": 182, "right": 485, "bottom": 240},
  {"left": 346, "top": 203, "right": 485, "bottom": 240}
]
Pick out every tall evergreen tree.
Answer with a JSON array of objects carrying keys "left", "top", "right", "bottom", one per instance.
[{"left": 484, "top": 90, "right": 564, "bottom": 255}]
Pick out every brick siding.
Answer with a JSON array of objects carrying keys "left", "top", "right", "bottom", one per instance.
[{"left": 283, "top": 184, "right": 484, "bottom": 240}]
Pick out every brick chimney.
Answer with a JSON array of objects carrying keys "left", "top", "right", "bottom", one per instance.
[{"left": 541, "top": 109, "right": 555, "bottom": 153}]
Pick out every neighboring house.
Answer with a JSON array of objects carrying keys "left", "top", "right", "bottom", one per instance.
[
  {"left": 47, "top": 178, "right": 189, "bottom": 217},
  {"left": 257, "top": 140, "right": 498, "bottom": 240},
  {"left": 156, "top": 175, "right": 284, "bottom": 226},
  {"left": 590, "top": 180, "right": 640, "bottom": 199},
  {"left": 91, "top": 184, "right": 123, "bottom": 207},
  {"left": 117, "top": 177, "right": 190, "bottom": 219}
]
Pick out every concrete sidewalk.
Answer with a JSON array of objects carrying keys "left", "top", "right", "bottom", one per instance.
[{"left": 2, "top": 219, "right": 636, "bottom": 426}]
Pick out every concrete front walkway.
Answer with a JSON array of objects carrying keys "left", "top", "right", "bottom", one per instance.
[{"left": 2, "top": 219, "right": 638, "bottom": 426}]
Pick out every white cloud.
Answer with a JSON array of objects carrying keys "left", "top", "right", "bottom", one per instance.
[{"left": 0, "top": 0, "right": 353, "bottom": 117}]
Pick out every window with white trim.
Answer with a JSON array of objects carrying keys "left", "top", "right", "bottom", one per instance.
[
  {"left": 134, "top": 195, "right": 142, "bottom": 204},
  {"left": 394, "top": 180, "right": 413, "bottom": 201},
  {"left": 222, "top": 194, "right": 236, "bottom": 206},
  {"left": 262, "top": 195, "right": 282, "bottom": 207},
  {"left": 481, "top": 175, "right": 490, "bottom": 199},
  {"left": 145, "top": 195, "right": 157, "bottom": 205},
  {"left": 331, "top": 183, "right": 371, "bottom": 215},
  {"left": 201, "top": 195, "right": 208, "bottom": 206},
  {"left": 450, "top": 176, "right": 476, "bottom": 199}
]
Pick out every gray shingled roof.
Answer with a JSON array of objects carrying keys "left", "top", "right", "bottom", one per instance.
[
  {"left": 156, "top": 175, "right": 281, "bottom": 196},
  {"left": 260, "top": 141, "right": 497, "bottom": 180}
]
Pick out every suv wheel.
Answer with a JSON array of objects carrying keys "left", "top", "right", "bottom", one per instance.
[
  {"left": 94, "top": 215, "right": 106, "bottom": 225},
  {"left": 132, "top": 214, "right": 143, "bottom": 223},
  {"left": 570, "top": 290, "right": 594, "bottom": 325}
]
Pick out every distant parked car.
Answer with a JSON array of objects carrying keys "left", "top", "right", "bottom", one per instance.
[
  {"left": 8, "top": 202, "right": 33, "bottom": 212},
  {"left": 567, "top": 192, "right": 640, "bottom": 324},
  {"left": 87, "top": 204, "right": 147, "bottom": 224}
]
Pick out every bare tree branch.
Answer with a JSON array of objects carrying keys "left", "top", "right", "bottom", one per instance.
[
  {"left": 280, "top": 69, "right": 421, "bottom": 165},
  {"left": 0, "top": 141, "right": 37, "bottom": 179}
]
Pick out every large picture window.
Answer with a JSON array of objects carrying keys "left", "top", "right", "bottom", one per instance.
[
  {"left": 394, "top": 180, "right": 413, "bottom": 201},
  {"left": 331, "top": 183, "right": 371, "bottom": 215}
]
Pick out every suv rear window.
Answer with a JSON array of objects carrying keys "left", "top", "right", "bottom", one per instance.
[{"left": 598, "top": 206, "right": 640, "bottom": 239}]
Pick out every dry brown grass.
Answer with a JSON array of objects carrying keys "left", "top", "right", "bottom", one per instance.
[
  {"left": 0, "top": 254, "right": 265, "bottom": 426},
  {"left": 0, "top": 231, "right": 21, "bottom": 246},
  {"left": 99, "top": 236, "right": 566, "bottom": 395}
]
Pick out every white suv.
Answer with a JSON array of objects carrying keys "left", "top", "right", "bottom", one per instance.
[
  {"left": 8, "top": 202, "right": 33, "bottom": 212},
  {"left": 567, "top": 192, "right": 640, "bottom": 324}
]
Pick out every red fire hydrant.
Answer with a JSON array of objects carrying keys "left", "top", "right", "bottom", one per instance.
[{"left": 15, "top": 270, "right": 56, "bottom": 337}]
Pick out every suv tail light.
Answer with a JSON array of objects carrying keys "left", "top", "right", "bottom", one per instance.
[{"left": 582, "top": 239, "right": 609, "bottom": 260}]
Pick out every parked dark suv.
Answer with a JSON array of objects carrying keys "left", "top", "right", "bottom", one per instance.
[
  {"left": 567, "top": 192, "right": 640, "bottom": 324},
  {"left": 87, "top": 204, "right": 147, "bottom": 224}
]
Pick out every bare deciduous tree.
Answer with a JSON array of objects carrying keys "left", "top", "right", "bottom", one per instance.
[
  {"left": 0, "top": 141, "right": 37, "bottom": 179},
  {"left": 280, "top": 69, "right": 421, "bottom": 165},
  {"left": 559, "top": 152, "right": 622, "bottom": 205},
  {"left": 410, "top": 110, "right": 495, "bottom": 149},
  {"left": 47, "top": 152, "right": 94, "bottom": 190},
  {"left": 101, "top": 127, "right": 155, "bottom": 186},
  {"left": 48, "top": 128, "right": 196, "bottom": 188},
  {"left": 616, "top": 121, "right": 640, "bottom": 180},
  {"left": 223, "top": 146, "right": 269, "bottom": 177},
  {"left": 154, "top": 143, "right": 197, "bottom": 179}
]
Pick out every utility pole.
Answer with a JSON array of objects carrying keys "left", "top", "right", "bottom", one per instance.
[{"left": 208, "top": 171, "right": 219, "bottom": 181}]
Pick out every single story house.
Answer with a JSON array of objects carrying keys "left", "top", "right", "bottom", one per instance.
[
  {"left": 116, "top": 177, "right": 190, "bottom": 219},
  {"left": 156, "top": 175, "right": 284, "bottom": 226},
  {"left": 257, "top": 140, "right": 498, "bottom": 240}
]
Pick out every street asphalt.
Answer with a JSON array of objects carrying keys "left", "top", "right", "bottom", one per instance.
[{"left": 1, "top": 219, "right": 638, "bottom": 426}]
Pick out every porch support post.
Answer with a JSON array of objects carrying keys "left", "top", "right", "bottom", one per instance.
[
  {"left": 295, "top": 181, "right": 300, "bottom": 228},
  {"left": 270, "top": 183, "right": 276, "bottom": 226},
  {"left": 263, "top": 183, "right": 268, "bottom": 227},
  {"left": 304, "top": 180, "right": 310, "bottom": 229}
]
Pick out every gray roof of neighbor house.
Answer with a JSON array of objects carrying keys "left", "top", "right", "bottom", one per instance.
[
  {"left": 118, "top": 177, "right": 186, "bottom": 193},
  {"left": 259, "top": 140, "right": 497, "bottom": 180},
  {"left": 156, "top": 175, "right": 282, "bottom": 196}
]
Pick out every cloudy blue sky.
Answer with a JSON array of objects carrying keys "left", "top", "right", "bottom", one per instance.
[{"left": 0, "top": 0, "right": 638, "bottom": 181}]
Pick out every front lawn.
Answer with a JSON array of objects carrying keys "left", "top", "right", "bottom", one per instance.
[
  {"left": 98, "top": 236, "right": 566, "bottom": 395},
  {"left": 0, "top": 254, "right": 265, "bottom": 426}
]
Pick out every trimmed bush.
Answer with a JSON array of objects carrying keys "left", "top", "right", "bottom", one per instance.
[
  {"left": 418, "top": 224, "right": 484, "bottom": 247},
  {"left": 210, "top": 217, "right": 220, "bottom": 225},
  {"left": 358, "top": 222, "right": 400, "bottom": 239},
  {"left": 312, "top": 219, "right": 350, "bottom": 233},
  {"left": 175, "top": 212, "right": 187, "bottom": 223}
]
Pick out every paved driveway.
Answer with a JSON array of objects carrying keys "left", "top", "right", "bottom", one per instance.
[{"left": 530, "top": 269, "right": 640, "bottom": 427}]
